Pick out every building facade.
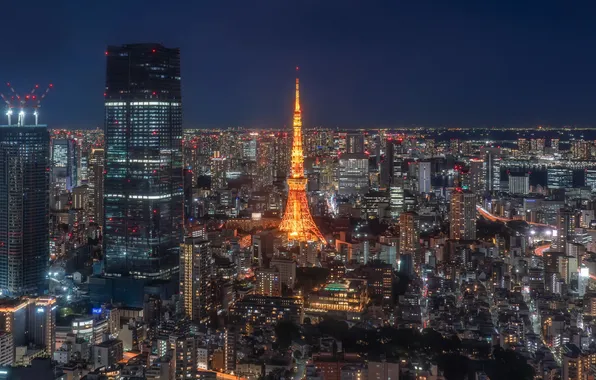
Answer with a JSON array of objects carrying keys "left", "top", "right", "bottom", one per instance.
[
  {"left": 180, "top": 238, "right": 212, "bottom": 323},
  {"left": 104, "top": 43, "right": 183, "bottom": 278},
  {"left": 51, "top": 138, "right": 78, "bottom": 192},
  {"left": 0, "top": 125, "right": 50, "bottom": 296},
  {"left": 450, "top": 189, "right": 477, "bottom": 240}
]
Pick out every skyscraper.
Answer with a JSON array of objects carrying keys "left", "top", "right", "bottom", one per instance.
[
  {"left": 338, "top": 153, "right": 369, "bottom": 195},
  {"left": 556, "top": 208, "right": 577, "bottom": 253},
  {"left": 0, "top": 124, "right": 50, "bottom": 296},
  {"left": 450, "top": 189, "right": 477, "bottom": 240},
  {"left": 210, "top": 152, "right": 228, "bottom": 190},
  {"left": 51, "top": 138, "right": 78, "bottom": 191},
  {"left": 88, "top": 148, "right": 104, "bottom": 225},
  {"left": 180, "top": 238, "right": 212, "bottom": 323},
  {"left": 485, "top": 152, "right": 501, "bottom": 192},
  {"left": 469, "top": 158, "right": 485, "bottom": 194},
  {"left": 418, "top": 161, "right": 431, "bottom": 194},
  {"left": 399, "top": 211, "right": 419, "bottom": 253},
  {"left": 104, "top": 43, "right": 183, "bottom": 278},
  {"left": 346, "top": 132, "right": 365, "bottom": 154}
]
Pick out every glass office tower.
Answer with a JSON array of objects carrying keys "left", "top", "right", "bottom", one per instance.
[
  {"left": 0, "top": 125, "right": 50, "bottom": 296},
  {"left": 51, "top": 138, "right": 78, "bottom": 191},
  {"left": 104, "top": 43, "right": 183, "bottom": 278}
]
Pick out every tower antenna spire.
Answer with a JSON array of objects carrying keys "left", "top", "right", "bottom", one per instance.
[
  {"left": 293, "top": 66, "right": 301, "bottom": 127},
  {"left": 295, "top": 66, "right": 300, "bottom": 112}
]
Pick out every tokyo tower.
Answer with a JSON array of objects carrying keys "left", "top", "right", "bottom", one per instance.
[{"left": 279, "top": 68, "right": 326, "bottom": 244}]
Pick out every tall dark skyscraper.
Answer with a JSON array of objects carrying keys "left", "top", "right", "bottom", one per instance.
[
  {"left": 104, "top": 43, "right": 183, "bottom": 278},
  {"left": 0, "top": 125, "right": 50, "bottom": 296}
]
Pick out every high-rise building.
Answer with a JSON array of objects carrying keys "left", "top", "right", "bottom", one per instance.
[
  {"left": 485, "top": 152, "right": 501, "bottom": 192},
  {"left": 255, "top": 268, "right": 282, "bottom": 297},
  {"left": 551, "top": 138, "right": 560, "bottom": 152},
  {"left": 508, "top": 173, "right": 530, "bottom": 195},
  {"left": 28, "top": 297, "right": 57, "bottom": 356},
  {"left": 169, "top": 334, "right": 198, "bottom": 379},
  {"left": 72, "top": 186, "right": 89, "bottom": 210},
  {"left": 450, "top": 189, "right": 477, "bottom": 240},
  {"left": 389, "top": 184, "right": 404, "bottom": 219},
  {"left": 51, "top": 138, "right": 78, "bottom": 191},
  {"left": 0, "top": 124, "right": 50, "bottom": 296},
  {"left": 210, "top": 152, "right": 228, "bottom": 190},
  {"left": 88, "top": 148, "right": 105, "bottom": 226},
  {"left": 255, "top": 136, "right": 274, "bottom": 190},
  {"left": 180, "top": 238, "right": 212, "bottom": 323},
  {"left": 531, "top": 138, "right": 545, "bottom": 153},
  {"left": 517, "top": 138, "right": 530, "bottom": 154},
  {"left": 571, "top": 140, "right": 590, "bottom": 160},
  {"left": 418, "top": 161, "right": 431, "bottom": 194},
  {"left": 586, "top": 169, "right": 596, "bottom": 192},
  {"left": 557, "top": 208, "right": 577, "bottom": 253},
  {"left": 399, "top": 212, "right": 419, "bottom": 254},
  {"left": 273, "top": 132, "right": 291, "bottom": 182},
  {"left": 338, "top": 153, "right": 369, "bottom": 195},
  {"left": 469, "top": 158, "right": 485, "bottom": 194},
  {"left": 243, "top": 136, "right": 257, "bottom": 161},
  {"left": 548, "top": 167, "right": 573, "bottom": 189},
  {"left": 380, "top": 140, "right": 394, "bottom": 187},
  {"left": 346, "top": 132, "right": 365, "bottom": 154},
  {"left": 224, "top": 326, "right": 238, "bottom": 373},
  {"left": 104, "top": 43, "right": 183, "bottom": 278}
]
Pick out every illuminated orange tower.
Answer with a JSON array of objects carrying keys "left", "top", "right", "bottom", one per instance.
[{"left": 279, "top": 68, "right": 325, "bottom": 244}]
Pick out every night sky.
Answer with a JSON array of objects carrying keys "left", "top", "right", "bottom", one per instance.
[{"left": 3, "top": 0, "right": 596, "bottom": 129}]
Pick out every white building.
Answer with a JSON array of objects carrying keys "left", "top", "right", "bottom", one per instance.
[
  {"left": 339, "top": 153, "right": 369, "bottom": 195},
  {"left": 197, "top": 346, "right": 208, "bottom": 370},
  {"left": 0, "top": 332, "right": 13, "bottom": 366},
  {"left": 508, "top": 173, "right": 530, "bottom": 195}
]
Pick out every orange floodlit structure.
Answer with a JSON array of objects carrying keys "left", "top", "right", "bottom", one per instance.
[{"left": 279, "top": 68, "right": 325, "bottom": 244}]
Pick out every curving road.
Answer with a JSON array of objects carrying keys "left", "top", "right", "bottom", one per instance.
[
  {"left": 476, "top": 205, "right": 554, "bottom": 228},
  {"left": 534, "top": 243, "right": 551, "bottom": 257}
]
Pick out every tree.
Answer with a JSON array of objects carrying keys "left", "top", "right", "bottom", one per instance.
[
  {"left": 437, "top": 353, "right": 469, "bottom": 380},
  {"left": 318, "top": 318, "right": 350, "bottom": 341},
  {"left": 488, "top": 346, "right": 534, "bottom": 380},
  {"left": 274, "top": 320, "right": 301, "bottom": 349}
]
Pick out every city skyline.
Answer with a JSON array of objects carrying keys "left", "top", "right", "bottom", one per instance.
[
  {"left": 3, "top": 1, "right": 596, "bottom": 129},
  {"left": 0, "top": 2, "right": 596, "bottom": 378}
]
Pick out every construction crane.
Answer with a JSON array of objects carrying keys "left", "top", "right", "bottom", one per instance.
[
  {"left": 0, "top": 83, "right": 52, "bottom": 125},
  {"left": 0, "top": 83, "right": 18, "bottom": 125},
  {"left": 0, "top": 93, "right": 13, "bottom": 125},
  {"left": 31, "top": 84, "right": 53, "bottom": 125},
  {"left": 7, "top": 83, "right": 26, "bottom": 126}
]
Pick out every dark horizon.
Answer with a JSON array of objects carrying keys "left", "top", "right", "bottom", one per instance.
[{"left": 3, "top": 1, "right": 596, "bottom": 129}]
